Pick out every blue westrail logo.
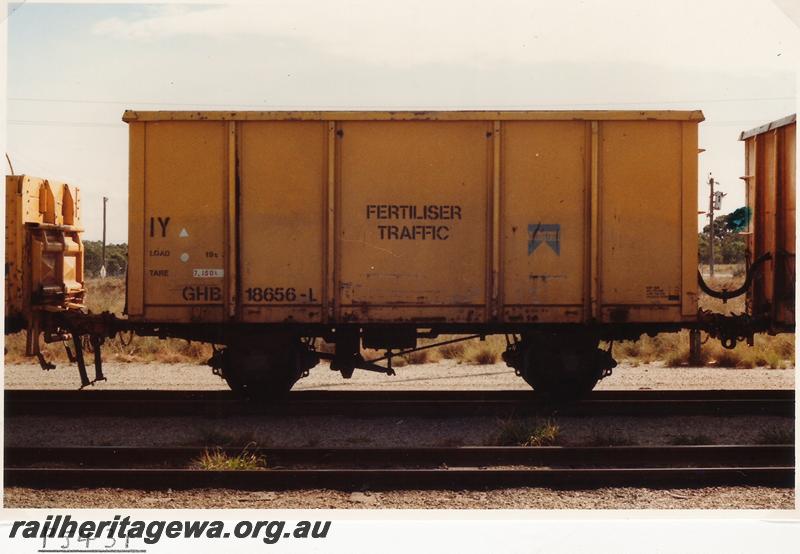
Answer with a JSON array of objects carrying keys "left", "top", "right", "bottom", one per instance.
[{"left": 528, "top": 223, "right": 560, "bottom": 255}]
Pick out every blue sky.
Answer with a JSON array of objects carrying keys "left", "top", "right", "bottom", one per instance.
[{"left": 4, "top": 1, "right": 798, "bottom": 242}]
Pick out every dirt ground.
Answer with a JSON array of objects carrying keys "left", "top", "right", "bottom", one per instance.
[
  {"left": 3, "top": 359, "right": 796, "bottom": 391},
  {"left": 4, "top": 486, "right": 794, "bottom": 510}
]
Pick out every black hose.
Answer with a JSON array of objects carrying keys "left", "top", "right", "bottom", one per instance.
[{"left": 697, "top": 252, "right": 772, "bottom": 302}]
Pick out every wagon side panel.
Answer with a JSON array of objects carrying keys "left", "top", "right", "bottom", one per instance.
[
  {"left": 598, "top": 120, "right": 686, "bottom": 323},
  {"left": 746, "top": 119, "right": 796, "bottom": 330},
  {"left": 336, "top": 120, "right": 490, "bottom": 323},
  {"left": 238, "top": 121, "right": 326, "bottom": 323},
  {"left": 500, "top": 120, "right": 587, "bottom": 323},
  {"left": 140, "top": 121, "right": 230, "bottom": 322}
]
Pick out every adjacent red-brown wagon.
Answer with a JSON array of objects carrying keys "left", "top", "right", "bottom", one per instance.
[{"left": 741, "top": 114, "right": 796, "bottom": 332}]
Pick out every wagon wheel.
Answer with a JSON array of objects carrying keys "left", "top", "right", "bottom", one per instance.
[
  {"left": 218, "top": 338, "right": 317, "bottom": 400},
  {"left": 222, "top": 365, "right": 300, "bottom": 399},
  {"left": 516, "top": 335, "right": 616, "bottom": 398}
]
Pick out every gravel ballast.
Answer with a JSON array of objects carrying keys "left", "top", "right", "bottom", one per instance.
[
  {"left": 4, "top": 486, "right": 793, "bottom": 510},
  {"left": 4, "top": 414, "right": 794, "bottom": 449}
]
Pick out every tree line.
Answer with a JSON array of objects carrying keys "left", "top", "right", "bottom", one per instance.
[
  {"left": 697, "top": 206, "right": 749, "bottom": 265},
  {"left": 83, "top": 241, "right": 128, "bottom": 277}
]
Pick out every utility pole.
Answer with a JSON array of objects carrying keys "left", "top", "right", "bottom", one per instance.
[
  {"left": 692, "top": 174, "right": 725, "bottom": 366},
  {"left": 100, "top": 197, "right": 108, "bottom": 279},
  {"left": 706, "top": 174, "right": 725, "bottom": 278},
  {"left": 708, "top": 174, "right": 715, "bottom": 277}
]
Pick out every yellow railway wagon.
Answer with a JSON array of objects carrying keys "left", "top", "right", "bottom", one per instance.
[
  {"left": 123, "top": 110, "right": 701, "bottom": 327},
  {"left": 741, "top": 114, "right": 796, "bottom": 332},
  {"left": 117, "top": 109, "right": 703, "bottom": 395}
]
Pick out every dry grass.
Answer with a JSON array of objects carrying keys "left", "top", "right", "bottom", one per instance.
[
  {"left": 192, "top": 446, "right": 267, "bottom": 471},
  {"left": 466, "top": 344, "right": 499, "bottom": 365},
  {"left": 4, "top": 331, "right": 213, "bottom": 365},
  {"left": 492, "top": 418, "right": 560, "bottom": 447},
  {"left": 389, "top": 355, "right": 408, "bottom": 368},
  {"left": 615, "top": 334, "right": 683, "bottom": 366},
  {"left": 656, "top": 331, "right": 795, "bottom": 369},
  {"left": 437, "top": 341, "right": 466, "bottom": 359},
  {"left": 403, "top": 346, "right": 441, "bottom": 365},
  {"left": 698, "top": 273, "right": 747, "bottom": 316},
  {"left": 456, "top": 335, "right": 506, "bottom": 365},
  {"left": 698, "top": 264, "right": 745, "bottom": 276},
  {"left": 83, "top": 276, "right": 127, "bottom": 314}
]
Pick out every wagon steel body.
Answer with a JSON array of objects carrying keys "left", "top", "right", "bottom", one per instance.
[
  {"left": 741, "top": 114, "right": 796, "bottom": 332},
  {"left": 122, "top": 110, "right": 702, "bottom": 335}
]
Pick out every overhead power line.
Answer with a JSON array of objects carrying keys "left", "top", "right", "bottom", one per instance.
[{"left": 7, "top": 95, "right": 797, "bottom": 108}]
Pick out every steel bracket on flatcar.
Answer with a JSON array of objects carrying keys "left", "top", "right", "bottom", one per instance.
[
  {"left": 695, "top": 250, "right": 779, "bottom": 348},
  {"left": 26, "top": 308, "right": 120, "bottom": 387},
  {"left": 697, "top": 309, "right": 763, "bottom": 350}
]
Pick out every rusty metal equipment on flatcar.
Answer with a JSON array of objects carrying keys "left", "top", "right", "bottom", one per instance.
[{"left": 5, "top": 176, "right": 86, "bottom": 364}]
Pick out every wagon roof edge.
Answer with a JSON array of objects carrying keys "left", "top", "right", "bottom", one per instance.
[
  {"left": 739, "top": 113, "right": 796, "bottom": 141},
  {"left": 121, "top": 109, "right": 705, "bottom": 123}
]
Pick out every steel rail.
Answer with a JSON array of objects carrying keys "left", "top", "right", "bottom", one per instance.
[
  {"left": 5, "top": 389, "right": 794, "bottom": 418},
  {"left": 5, "top": 466, "right": 793, "bottom": 490},
  {"left": 5, "top": 445, "right": 794, "bottom": 469},
  {"left": 7, "top": 389, "right": 794, "bottom": 400}
]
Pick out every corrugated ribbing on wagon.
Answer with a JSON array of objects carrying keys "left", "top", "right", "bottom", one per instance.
[{"left": 740, "top": 114, "right": 796, "bottom": 332}]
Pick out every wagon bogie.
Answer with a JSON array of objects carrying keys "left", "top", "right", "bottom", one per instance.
[
  {"left": 502, "top": 332, "right": 617, "bottom": 397},
  {"left": 208, "top": 333, "right": 319, "bottom": 398}
]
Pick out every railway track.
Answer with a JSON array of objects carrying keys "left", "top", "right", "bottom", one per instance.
[
  {"left": 5, "top": 445, "right": 794, "bottom": 490},
  {"left": 5, "top": 389, "right": 794, "bottom": 417}
]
